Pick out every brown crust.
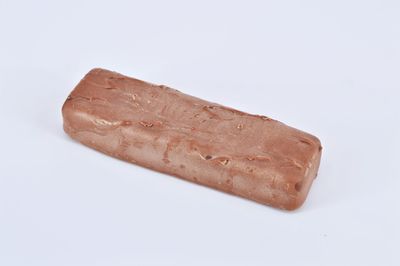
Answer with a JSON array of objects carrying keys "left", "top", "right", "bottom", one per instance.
[{"left": 62, "top": 68, "right": 322, "bottom": 210}]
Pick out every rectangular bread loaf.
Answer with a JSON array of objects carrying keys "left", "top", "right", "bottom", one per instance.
[{"left": 62, "top": 68, "right": 322, "bottom": 210}]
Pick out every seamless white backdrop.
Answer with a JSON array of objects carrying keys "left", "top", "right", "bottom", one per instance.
[{"left": 0, "top": 1, "right": 399, "bottom": 265}]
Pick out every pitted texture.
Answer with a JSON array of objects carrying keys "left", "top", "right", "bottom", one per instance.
[{"left": 62, "top": 68, "right": 322, "bottom": 210}]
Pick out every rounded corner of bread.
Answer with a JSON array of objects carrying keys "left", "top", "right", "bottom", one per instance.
[{"left": 284, "top": 194, "right": 308, "bottom": 211}]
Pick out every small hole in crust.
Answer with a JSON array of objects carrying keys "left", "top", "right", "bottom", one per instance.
[
  {"left": 219, "top": 159, "right": 230, "bottom": 165},
  {"left": 205, "top": 155, "right": 212, "bottom": 160},
  {"left": 295, "top": 182, "right": 302, "bottom": 192}
]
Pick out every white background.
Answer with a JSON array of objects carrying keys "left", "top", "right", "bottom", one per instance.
[{"left": 0, "top": 0, "right": 399, "bottom": 265}]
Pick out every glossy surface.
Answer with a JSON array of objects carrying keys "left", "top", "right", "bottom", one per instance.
[{"left": 62, "top": 68, "right": 322, "bottom": 210}]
